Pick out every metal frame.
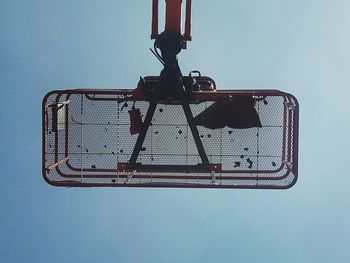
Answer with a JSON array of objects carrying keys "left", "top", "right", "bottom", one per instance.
[
  {"left": 42, "top": 0, "right": 299, "bottom": 189},
  {"left": 42, "top": 88, "right": 299, "bottom": 189},
  {"left": 151, "top": 0, "right": 192, "bottom": 42}
]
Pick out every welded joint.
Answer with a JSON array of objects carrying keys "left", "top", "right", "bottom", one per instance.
[
  {"left": 284, "top": 101, "right": 296, "bottom": 111},
  {"left": 211, "top": 171, "right": 218, "bottom": 185},
  {"left": 285, "top": 162, "right": 293, "bottom": 171},
  {"left": 125, "top": 171, "right": 136, "bottom": 183},
  {"left": 46, "top": 157, "right": 69, "bottom": 171}
]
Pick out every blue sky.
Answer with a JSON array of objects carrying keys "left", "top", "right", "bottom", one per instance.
[{"left": 1, "top": 0, "right": 350, "bottom": 262}]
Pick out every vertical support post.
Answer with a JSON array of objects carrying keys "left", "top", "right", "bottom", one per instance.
[
  {"left": 165, "top": 0, "right": 182, "bottom": 35},
  {"left": 181, "top": 99, "right": 209, "bottom": 165},
  {"left": 184, "top": 0, "right": 192, "bottom": 41},
  {"left": 151, "top": 0, "right": 159, "bottom": 39}
]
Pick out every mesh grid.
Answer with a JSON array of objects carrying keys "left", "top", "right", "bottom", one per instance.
[{"left": 43, "top": 89, "right": 298, "bottom": 189}]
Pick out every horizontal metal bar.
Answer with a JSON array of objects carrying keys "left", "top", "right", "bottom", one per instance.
[
  {"left": 54, "top": 164, "right": 293, "bottom": 181},
  {"left": 118, "top": 163, "right": 221, "bottom": 173}
]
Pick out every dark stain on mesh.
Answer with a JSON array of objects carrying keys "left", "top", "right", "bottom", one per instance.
[
  {"left": 272, "top": 161, "right": 276, "bottom": 167},
  {"left": 91, "top": 165, "right": 96, "bottom": 169},
  {"left": 159, "top": 108, "right": 163, "bottom": 112},
  {"left": 234, "top": 162, "right": 241, "bottom": 167},
  {"left": 247, "top": 158, "right": 253, "bottom": 169},
  {"left": 244, "top": 147, "right": 249, "bottom": 151},
  {"left": 121, "top": 102, "right": 128, "bottom": 111},
  {"left": 263, "top": 100, "right": 268, "bottom": 105},
  {"left": 228, "top": 130, "right": 233, "bottom": 135},
  {"left": 141, "top": 147, "right": 146, "bottom": 151}
]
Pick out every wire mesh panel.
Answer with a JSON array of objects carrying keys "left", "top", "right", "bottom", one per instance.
[{"left": 42, "top": 88, "right": 298, "bottom": 189}]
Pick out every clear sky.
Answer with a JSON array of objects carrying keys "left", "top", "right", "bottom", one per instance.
[{"left": 1, "top": 0, "right": 350, "bottom": 262}]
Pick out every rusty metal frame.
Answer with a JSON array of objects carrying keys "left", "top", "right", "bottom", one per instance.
[
  {"left": 151, "top": 0, "right": 192, "bottom": 42},
  {"left": 42, "top": 87, "right": 299, "bottom": 189}
]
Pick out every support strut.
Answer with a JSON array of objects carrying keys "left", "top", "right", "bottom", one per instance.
[
  {"left": 129, "top": 0, "right": 208, "bottom": 167},
  {"left": 129, "top": 100, "right": 158, "bottom": 164}
]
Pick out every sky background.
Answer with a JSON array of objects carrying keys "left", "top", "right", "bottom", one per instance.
[{"left": 1, "top": 0, "right": 350, "bottom": 262}]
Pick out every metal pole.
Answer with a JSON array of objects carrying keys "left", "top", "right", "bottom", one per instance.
[
  {"left": 184, "top": 0, "right": 192, "bottom": 40},
  {"left": 165, "top": 0, "right": 182, "bottom": 35},
  {"left": 151, "top": 0, "right": 159, "bottom": 39}
]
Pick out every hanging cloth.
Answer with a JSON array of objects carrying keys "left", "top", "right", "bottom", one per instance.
[{"left": 194, "top": 96, "right": 262, "bottom": 129}]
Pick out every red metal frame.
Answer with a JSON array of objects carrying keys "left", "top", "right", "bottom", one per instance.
[
  {"left": 165, "top": 0, "right": 182, "bottom": 35},
  {"left": 42, "top": 87, "right": 299, "bottom": 189},
  {"left": 151, "top": 0, "right": 159, "bottom": 39},
  {"left": 42, "top": 0, "right": 299, "bottom": 189},
  {"left": 184, "top": 0, "right": 192, "bottom": 40},
  {"left": 151, "top": 0, "right": 192, "bottom": 42}
]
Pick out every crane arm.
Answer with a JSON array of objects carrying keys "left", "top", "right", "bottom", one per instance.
[{"left": 151, "top": 0, "right": 192, "bottom": 43}]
